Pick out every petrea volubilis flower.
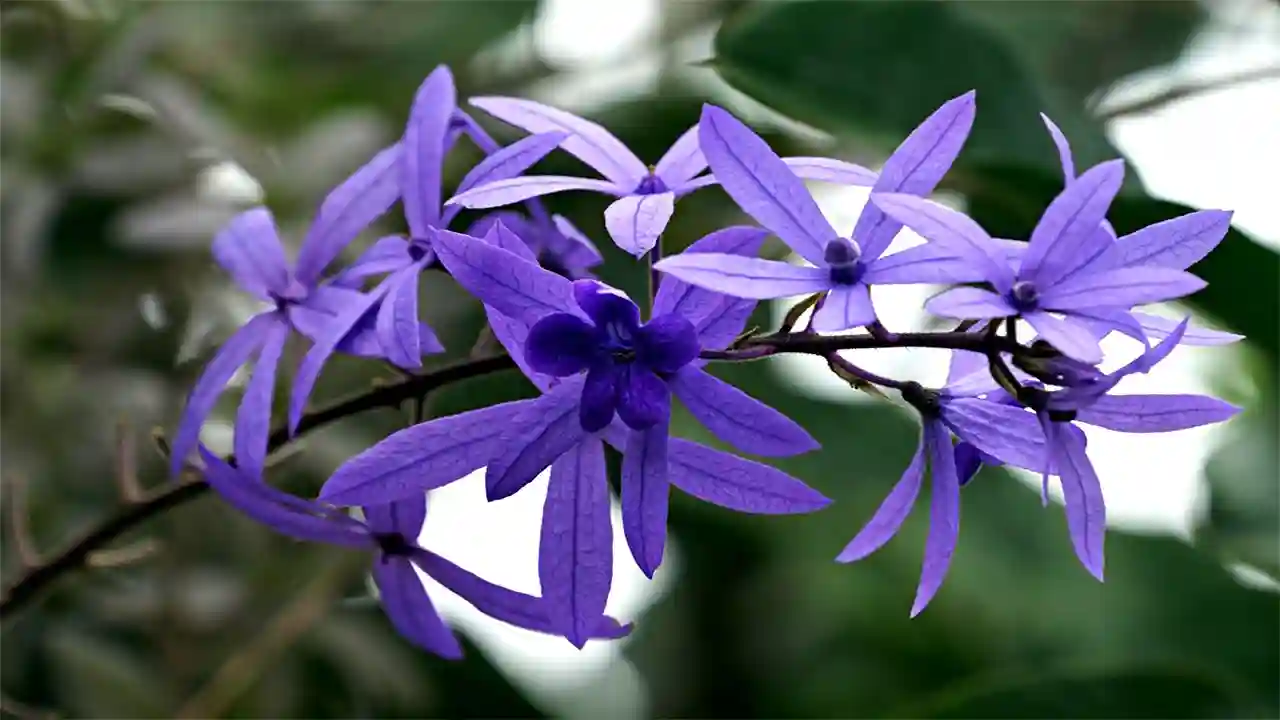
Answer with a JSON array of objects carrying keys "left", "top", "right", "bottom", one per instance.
[
  {"left": 445, "top": 97, "right": 880, "bottom": 256},
  {"left": 199, "top": 448, "right": 630, "bottom": 657},
  {"left": 655, "top": 94, "right": 983, "bottom": 332},
  {"left": 468, "top": 210, "right": 602, "bottom": 279},
  {"left": 872, "top": 163, "right": 1210, "bottom": 364},
  {"left": 171, "top": 140, "right": 404, "bottom": 479}
]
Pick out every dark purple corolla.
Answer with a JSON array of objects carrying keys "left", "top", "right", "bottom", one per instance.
[
  {"left": 199, "top": 448, "right": 629, "bottom": 658},
  {"left": 655, "top": 94, "right": 982, "bottom": 332}
]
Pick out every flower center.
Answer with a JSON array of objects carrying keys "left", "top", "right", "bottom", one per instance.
[
  {"left": 374, "top": 532, "right": 413, "bottom": 558},
  {"left": 408, "top": 238, "right": 431, "bottom": 262},
  {"left": 602, "top": 320, "right": 636, "bottom": 362},
  {"left": 269, "top": 279, "right": 309, "bottom": 312},
  {"left": 1009, "top": 280, "right": 1040, "bottom": 311},
  {"left": 824, "top": 238, "right": 863, "bottom": 285},
  {"left": 633, "top": 173, "right": 669, "bottom": 195}
]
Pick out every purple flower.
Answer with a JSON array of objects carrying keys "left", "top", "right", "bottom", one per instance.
[
  {"left": 654, "top": 94, "right": 981, "bottom": 332},
  {"left": 171, "top": 135, "right": 404, "bottom": 479},
  {"left": 467, "top": 210, "right": 602, "bottom": 280},
  {"left": 446, "top": 97, "right": 880, "bottom": 257},
  {"left": 872, "top": 161, "right": 1209, "bottom": 364},
  {"left": 199, "top": 448, "right": 630, "bottom": 657}
]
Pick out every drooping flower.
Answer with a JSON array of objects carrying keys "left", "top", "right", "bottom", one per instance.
[
  {"left": 871, "top": 164, "right": 1209, "bottom": 364},
  {"left": 445, "top": 97, "right": 880, "bottom": 256},
  {"left": 170, "top": 139, "right": 404, "bottom": 479},
  {"left": 654, "top": 94, "right": 983, "bottom": 332},
  {"left": 199, "top": 447, "right": 630, "bottom": 657}
]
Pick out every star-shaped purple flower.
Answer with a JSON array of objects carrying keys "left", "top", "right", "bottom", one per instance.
[
  {"left": 198, "top": 447, "right": 630, "bottom": 657},
  {"left": 445, "top": 97, "right": 880, "bottom": 257},
  {"left": 654, "top": 93, "right": 982, "bottom": 332},
  {"left": 467, "top": 209, "right": 602, "bottom": 280}
]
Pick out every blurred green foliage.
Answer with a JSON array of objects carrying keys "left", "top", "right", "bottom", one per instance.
[{"left": 2, "top": 0, "right": 1276, "bottom": 718}]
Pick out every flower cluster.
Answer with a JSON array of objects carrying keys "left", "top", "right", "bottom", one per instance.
[{"left": 174, "top": 65, "right": 1242, "bottom": 656}]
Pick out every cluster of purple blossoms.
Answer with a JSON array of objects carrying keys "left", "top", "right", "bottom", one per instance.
[{"left": 173, "top": 64, "right": 1243, "bottom": 656}]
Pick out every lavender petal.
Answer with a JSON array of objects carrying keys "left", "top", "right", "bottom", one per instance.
[
  {"left": 836, "top": 428, "right": 925, "bottom": 562},
  {"left": 671, "top": 367, "right": 819, "bottom": 457},
  {"left": 667, "top": 438, "right": 831, "bottom": 514},
  {"left": 654, "top": 254, "right": 831, "bottom": 299},
  {"left": 621, "top": 422, "right": 670, "bottom": 578}
]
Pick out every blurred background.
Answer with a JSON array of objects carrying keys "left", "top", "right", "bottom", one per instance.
[{"left": 2, "top": 0, "right": 1278, "bottom": 717}]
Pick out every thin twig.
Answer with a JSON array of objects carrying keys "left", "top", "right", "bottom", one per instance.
[
  {"left": 1095, "top": 65, "right": 1280, "bottom": 121},
  {"left": 5, "top": 474, "right": 40, "bottom": 568},
  {"left": 115, "top": 419, "right": 144, "bottom": 503}
]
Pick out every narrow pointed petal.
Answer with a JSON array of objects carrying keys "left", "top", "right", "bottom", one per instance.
[
  {"left": 487, "top": 379, "right": 589, "bottom": 501},
  {"left": 855, "top": 91, "right": 976, "bottom": 261},
  {"left": 170, "top": 314, "right": 274, "bottom": 476},
  {"left": 654, "top": 254, "right": 831, "bottom": 299},
  {"left": 940, "top": 398, "right": 1047, "bottom": 473},
  {"left": 781, "top": 156, "right": 878, "bottom": 186},
  {"left": 1040, "top": 113, "right": 1076, "bottom": 181},
  {"left": 617, "top": 366, "right": 670, "bottom": 431},
  {"left": 1076, "top": 394, "right": 1240, "bottom": 433},
  {"left": 470, "top": 212, "right": 535, "bottom": 259},
  {"left": 1025, "top": 311, "right": 1104, "bottom": 364},
  {"left": 862, "top": 243, "right": 993, "bottom": 286},
  {"left": 329, "top": 235, "right": 413, "bottom": 287},
  {"left": 470, "top": 96, "right": 646, "bottom": 186},
  {"left": 667, "top": 438, "right": 830, "bottom": 514},
  {"left": 870, "top": 193, "right": 1014, "bottom": 291},
  {"left": 945, "top": 346, "right": 988, "bottom": 389},
  {"left": 912, "top": 421, "right": 961, "bottom": 617},
  {"left": 410, "top": 548, "right": 632, "bottom": 639},
  {"left": 551, "top": 214, "right": 604, "bottom": 270},
  {"left": 321, "top": 400, "right": 534, "bottom": 506},
  {"left": 671, "top": 367, "right": 818, "bottom": 457},
  {"left": 1072, "top": 307, "right": 1149, "bottom": 345},
  {"left": 1021, "top": 160, "right": 1125, "bottom": 287},
  {"left": 954, "top": 441, "right": 991, "bottom": 487},
  {"left": 233, "top": 319, "right": 288, "bottom": 480},
  {"left": 698, "top": 105, "right": 836, "bottom": 265},
  {"left": 289, "top": 284, "right": 389, "bottom": 433},
  {"left": 652, "top": 226, "right": 768, "bottom": 347},
  {"left": 212, "top": 208, "right": 291, "bottom": 300},
  {"left": 447, "top": 176, "right": 624, "bottom": 209},
  {"left": 1115, "top": 209, "right": 1233, "bottom": 271},
  {"left": 295, "top": 143, "right": 402, "bottom": 285},
  {"left": 925, "top": 287, "right": 1016, "bottom": 320},
  {"left": 431, "top": 228, "right": 577, "bottom": 325},
  {"left": 653, "top": 124, "right": 706, "bottom": 186},
  {"left": 605, "top": 192, "right": 675, "bottom": 256},
  {"left": 811, "top": 284, "right": 876, "bottom": 332},
  {"left": 199, "top": 448, "right": 371, "bottom": 547},
  {"left": 1130, "top": 312, "right": 1243, "bottom": 346},
  {"left": 1053, "top": 423, "right": 1106, "bottom": 581},
  {"left": 374, "top": 557, "right": 463, "bottom": 658},
  {"left": 526, "top": 313, "right": 600, "bottom": 376},
  {"left": 444, "top": 131, "right": 571, "bottom": 226},
  {"left": 1040, "top": 267, "right": 1206, "bottom": 311},
  {"left": 402, "top": 66, "right": 456, "bottom": 237},
  {"left": 375, "top": 265, "right": 425, "bottom": 369},
  {"left": 836, "top": 429, "right": 925, "bottom": 562},
  {"left": 622, "top": 423, "right": 670, "bottom": 577},
  {"left": 540, "top": 437, "right": 613, "bottom": 648}
]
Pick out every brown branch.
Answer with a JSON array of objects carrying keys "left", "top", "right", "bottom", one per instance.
[
  {"left": 0, "top": 354, "right": 514, "bottom": 622},
  {"left": 1096, "top": 65, "right": 1280, "bottom": 122}
]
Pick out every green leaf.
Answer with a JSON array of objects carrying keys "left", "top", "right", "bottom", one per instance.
[{"left": 1202, "top": 385, "right": 1280, "bottom": 578}]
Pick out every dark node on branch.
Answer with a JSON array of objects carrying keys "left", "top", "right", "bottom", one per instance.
[{"left": 899, "top": 381, "right": 941, "bottom": 417}]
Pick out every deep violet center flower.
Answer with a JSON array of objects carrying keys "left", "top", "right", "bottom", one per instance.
[
  {"left": 633, "top": 172, "right": 669, "bottom": 196},
  {"left": 824, "top": 237, "right": 864, "bottom": 286},
  {"left": 526, "top": 280, "right": 699, "bottom": 433}
]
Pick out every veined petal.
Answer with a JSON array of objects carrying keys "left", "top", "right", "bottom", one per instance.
[
  {"left": 1071, "top": 307, "right": 1149, "bottom": 345},
  {"left": 912, "top": 420, "right": 961, "bottom": 617},
  {"left": 667, "top": 438, "right": 830, "bottom": 514},
  {"left": 212, "top": 208, "right": 291, "bottom": 300},
  {"left": 652, "top": 226, "right": 768, "bottom": 348},
  {"left": 1053, "top": 423, "right": 1106, "bottom": 581},
  {"left": 470, "top": 212, "right": 536, "bottom": 260},
  {"left": 1021, "top": 160, "right": 1125, "bottom": 287},
  {"left": 233, "top": 319, "right": 289, "bottom": 480},
  {"left": 444, "top": 132, "right": 570, "bottom": 227},
  {"left": 375, "top": 265, "right": 425, "bottom": 370},
  {"left": 617, "top": 366, "right": 669, "bottom": 431},
  {"left": 698, "top": 105, "right": 836, "bottom": 265},
  {"left": 653, "top": 124, "right": 706, "bottom": 186},
  {"left": 526, "top": 313, "right": 600, "bottom": 376},
  {"left": 1114, "top": 209, "right": 1233, "bottom": 271},
  {"left": 654, "top": 254, "right": 831, "bottom": 299},
  {"left": 1025, "top": 311, "right": 1104, "bottom": 364},
  {"left": 199, "top": 448, "right": 371, "bottom": 547},
  {"left": 321, "top": 400, "right": 535, "bottom": 506},
  {"left": 870, "top": 193, "right": 1014, "bottom": 291},
  {"left": 941, "top": 398, "right": 1047, "bottom": 473},
  {"left": 811, "top": 284, "right": 875, "bottom": 332},
  {"left": 447, "top": 175, "right": 624, "bottom": 209},
  {"left": 295, "top": 143, "right": 402, "bottom": 285},
  {"left": 605, "top": 192, "right": 675, "bottom": 256},
  {"left": 431, "top": 228, "right": 577, "bottom": 325},
  {"left": 924, "top": 287, "right": 1016, "bottom": 320},
  {"left": 540, "top": 437, "right": 613, "bottom": 648},
  {"left": 170, "top": 314, "right": 274, "bottom": 476},
  {"left": 487, "top": 378, "right": 589, "bottom": 500},
  {"left": 581, "top": 363, "right": 621, "bottom": 432},
  {"left": 374, "top": 556, "right": 463, "bottom": 659},
  {"left": 329, "top": 235, "right": 413, "bottom": 287},
  {"left": 1040, "top": 113, "right": 1076, "bottom": 181},
  {"left": 363, "top": 497, "right": 427, "bottom": 538},
  {"left": 671, "top": 367, "right": 818, "bottom": 457},
  {"left": 836, "top": 427, "right": 925, "bottom": 563},
  {"left": 862, "top": 243, "right": 994, "bottom": 286},
  {"left": 621, "top": 422, "right": 670, "bottom": 577},
  {"left": 945, "top": 345, "right": 988, "bottom": 389},
  {"left": 1130, "top": 312, "right": 1243, "bottom": 346},
  {"left": 782, "top": 156, "right": 878, "bottom": 186},
  {"left": 551, "top": 214, "right": 604, "bottom": 271},
  {"left": 402, "top": 66, "right": 456, "bottom": 237},
  {"left": 1040, "top": 266, "right": 1207, "bottom": 311},
  {"left": 470, "top": 96, "right": 646, "bottom": 186},
  {"left": 855, "top": 90, "right": 976, "bottom": 261},
  {"left": 410, "top": 548, "right": 632, "bottom": 639},
  {"left": 1075, "top": 394, "right": 1240, "bottom": 433}
]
